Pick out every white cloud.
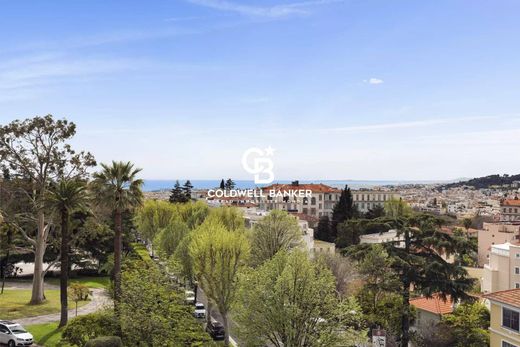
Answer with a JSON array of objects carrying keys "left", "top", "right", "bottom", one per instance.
[
  {"left": 366, "top": 77, "right": 384, "bottom": 84},
  {"left": 186, "top": 0, "right": 344, "bottom": 18}
]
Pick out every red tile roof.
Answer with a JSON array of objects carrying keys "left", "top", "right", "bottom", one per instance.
[
  {"left": 262, "top": 183, "right": 341, "bottom": 193},
  {"left": 502, "top": 199, "right": 520, "bottom": 207},
  {"left": 483, "top": 288, "right": 520, "bottom": 307},
  {"left": 410, "top": 294, "right": 454, "bottom": 315}
]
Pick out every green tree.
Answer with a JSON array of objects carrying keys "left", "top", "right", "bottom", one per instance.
[
  {"left": 47, "top": 179, "right": 89, "bottom": 327},
  {"left": 68, "top": 282, "right": 90, "bottom": 317},
  {"left": 365, "top": 205, "right": 385, "bottom": 219},
  {"left": 0, "top": 115, "right": 95, "bottom": 304},
  {"left": 250, "top": 210, "right": 302, "bottom": 266},
  {"left": 348, "top": 214, "right": 475, "bottom": 346},
  {"left": 135, "top": 200, "right": 177, "bottom": 254},
  {"left": 314, "top": 215, "right": 331, "bottom": 242},
  {"left": 120, "top": 259, "right": 211, "bottom": 346},
  {"left": 384, "top": 197, "right": 412, "bottom": 218},
  {"left": 224, "top": 178, "right": 235, "bottom": 190},
  {"left": 330, "top": 185, "right": 358, "bottom": 242},
  {"left": 205, "top": 206, "right": 244, "bottom": 232},
  {"left": 442, "top": 301, "right": 489, "bottom": 347},
  {"left": 169, "top": 180, "right": 188, "bottom": 203},
  {"left": 183, "top": 180, "right": 194, "bottom": 201},
  {"left": 92, "top": 161, "right": 144, "bottom": 307},
  {"left": 235, "top": 250, "right": 367, "bottom": 346},
  {"left": 219, "top": 179, "right": 225, "bottom": 190},
  {"left": 189, "top": 219, "right": 250, "bottom": 346},
  {"left": 155, "top": 219, "right": 190, "bottom": 257}
]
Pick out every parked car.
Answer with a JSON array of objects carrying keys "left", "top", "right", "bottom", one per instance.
[
  {"left": 0, "top": 321, "right": 33, "bottom": 347},
  {"left": 185, "top": 290, "right": 195, "bottom": 305},
  {"left": 206, "top": 319, "right": 225, "bottom": 341},
  {"left": 193, "top": 302, "right": 206, "bottom": 319}
]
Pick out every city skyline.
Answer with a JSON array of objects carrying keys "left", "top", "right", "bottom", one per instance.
[{"left": 2, "top": 1, "right": 520, "bottom": 180}]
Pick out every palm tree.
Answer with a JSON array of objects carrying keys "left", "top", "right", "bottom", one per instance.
[
  {"left": 47, "top": 179, "right": 89, "bottom": 327},
  {"left": 91, "top": 161, "right": 143, "bottom": 306}
]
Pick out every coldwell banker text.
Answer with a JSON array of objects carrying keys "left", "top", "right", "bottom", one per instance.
[{"left": 207, "top": 189, "right": 313, "bottom": 198}]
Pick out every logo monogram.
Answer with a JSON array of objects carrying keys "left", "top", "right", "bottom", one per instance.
[{"left": 241, "top": 146, "right": 275, "bottom": 184}]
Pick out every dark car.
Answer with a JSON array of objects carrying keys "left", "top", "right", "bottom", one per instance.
[{"left": 206, "top": 320, "right": 225, "bottom": 341}]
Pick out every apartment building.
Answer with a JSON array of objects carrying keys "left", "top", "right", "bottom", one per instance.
[
  {"left": 257, "top": 182, "right": 400, "bottom": 218},
  {"left": 483, "top": 289, "right": 520, "bottom": 347},
  {"left": 478, "top": 223, "right": 520, "bottom": 266},
  {"left": 502, "top": 199, "right": 520, "bottom": 222},
  {"left": 352, "top": 190, "right": 401, "bottom": 213},
  {"left": 483, "top": 242, "right": 520, "bottom": 293}
]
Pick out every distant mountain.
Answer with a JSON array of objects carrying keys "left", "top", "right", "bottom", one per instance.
[{"left": 441, "top": 174, "right": 520, "bottom": 189}]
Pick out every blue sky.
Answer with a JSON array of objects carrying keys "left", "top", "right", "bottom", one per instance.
[{"left": 1, "top": 0, "right": 520, "bottom": 180}]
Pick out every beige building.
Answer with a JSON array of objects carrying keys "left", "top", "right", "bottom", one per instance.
[
  {"left": 258, "top": 182, "right": 400, "bottom": 218},
  {"left": 502, "top": 199, "right": 520, "bottom": 222},
  {"left": 352, "top": 190, "right": 401, "bottom": 213},
  {"left": 410, "top": 294, "right": 455, "bottom": 328},
  {"left": 483, "top": 289, "right": 520, "bottom": 347},
  {"left": 478, "top": 223, "right": 520, "bottom": 266},
  {"left": 483, "top": 242, "right": 520, "bottom": 294}
]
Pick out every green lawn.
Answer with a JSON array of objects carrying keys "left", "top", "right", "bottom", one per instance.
[
  {"left": 47, "top": 276, "right": 110, "bottom": 289},
  {"left": 0, "top": 289, "right": 89, "bottom": 320},
  {"left": 26, "top": 322, "right": 70, "bottom": 347}
]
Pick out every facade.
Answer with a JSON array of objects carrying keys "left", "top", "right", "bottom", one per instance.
[
  {"left": 478, "top": 223, "right": 520, "bottom": 266},
  {"left": 257, "top": 182, "right": 400, "bottom": 218},
  {"left": 501, "top": 199, "right": 520, "bottom": 222},
  {"left": 483, "top": 242, "right": 520, "bottom": 294},
  {"left": 351, "top": 190, "right": 401, "bottom": 213},
  {"left": 410, "top": 294, "right": 455, "bottom": 328},
  {"left": 483, "top": 289, "right": 520, "bottom": 347}
]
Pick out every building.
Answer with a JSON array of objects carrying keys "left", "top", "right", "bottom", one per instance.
[
  {"left": 352, "top": 190, "right": 401, "bottom": 214},
  {"left": 478, "top": 223, "right": 520, "bottom": 266},
  {"left": 359, "top": 230, "right": 403, "bottom": 245},
  {"left": 483, "top": 242, "right": 520, "bottom": 293},
  {"left": 257, "top": 182, "right": 400, "bottom": 218},
  {"left": 501, "top": 199, "right": 520, "bottom": 222},
  {"left": 483, "top": 288, "right": 520, "bottom": 347},
  {"left": 410, "top": 294, "right": 455, "bottom": 328}
]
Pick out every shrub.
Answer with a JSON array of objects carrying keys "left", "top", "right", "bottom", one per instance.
[
  {"left": 84, "top": 336, "right": 122, "bottom": 347},
  {"left": 62, "top": 311, "right": 118, "bottom": 347}
]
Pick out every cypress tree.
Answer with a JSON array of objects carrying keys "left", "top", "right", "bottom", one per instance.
[
  {"left": 315, "top": 215, "right": 332, "bottom": 242},
  {"left": 183, "top": 180, "right": 194, "bottom": 201},
  {"left": 220, "top": 179, "right": 225, "bottom": 190},
  {"left": 331, "top": 185, "right": 357, "bottom": 242},
  {"left": 169, "top": 180, "right": 187, "bottom": 203}
]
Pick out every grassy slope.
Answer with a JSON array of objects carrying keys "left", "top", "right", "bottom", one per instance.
[
  {"left": 0, "top": 289, "right": 89, "bottom": 320},
  {"left": 26, "top": 322, "right": 69, "bottom": 347}
]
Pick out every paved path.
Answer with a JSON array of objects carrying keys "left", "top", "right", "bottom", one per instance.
[{"left": 15, "top": 288, "right": 112, "bottom": 326}]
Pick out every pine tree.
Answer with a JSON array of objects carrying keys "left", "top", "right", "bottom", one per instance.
[
  {"left": 220, "top": 179, "right": 225, "bottom": 190},
  {"left": 183, "top": 180, "right": 193, "bottom": 201},
  {"left": 331, "top": 185, "right": 357, "bottom": 242},
  {"left": 315, "top": 215, "right": 332, "bottom": 242},
  {"left": 169, "top": 180, "right": 187, "bottom": 203},
  {"left": 225, "top": 178, "right": 235, "bottom": 190}
]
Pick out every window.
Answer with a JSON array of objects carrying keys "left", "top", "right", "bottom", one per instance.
[
  {"left": 319, "top": 194, "right": 323, "bottom": 201},
  {"left": 0, "top": 324, "right": 9, "bottom": 333},
  {"left": 515, "top": 267, "right": 520, "bottom": 275},
  {"left": 516, "top": 283, "right": 520, "bottom": 289},
  {"left": 516, "top": 253, "right": 520, "bottom": 258},
  {"left": 503, "top": 341, "right": 519, "bottom": 347},
  {"left": 311, "top": 197, "right": 316, "bottom": 205},
  {"left": 503, "top": 307, "right": 520, "bottom": 331}
]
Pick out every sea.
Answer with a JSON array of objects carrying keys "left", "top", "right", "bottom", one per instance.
[{"left": 142, "top": 179, "right": 443, "bottom": 192}]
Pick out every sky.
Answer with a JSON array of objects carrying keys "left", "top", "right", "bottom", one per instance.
[{"left": 1, "top": 0, "right": 520, "bottom": 181}]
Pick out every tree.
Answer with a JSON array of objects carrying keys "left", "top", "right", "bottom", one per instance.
[
  {"left": 0, "top": 115, "right": 95, "bottom": 304},
  {"left": 331, "top": 185, "right": 358, "bottom": 242},
  {"left": 219, "top": 179, "right": 225, "bottom": 190},
  {"left": 384, "top": 197, "right": 412, "bottom": 218},
  {"left": 154, "top": 219, "right": 190, "bottom": 257},
  {"left": 189, "top": 219, "right": 250, "bottom": 346},
  {"left": 47, "top": 179, "right": 89, "bottom": 327},
  {"left": 134, "top": 200, "right": 176, "bottom": 254},
  {"left": 91, "top": 161, "right": 143, "bottom": 308},
  {"left": 348, "top": 214, "right": 475, "bottom": 346},
  {"left": 169, "top": 180, "right": 188, "bottom": 203},
  {"left": 365, "top": 205, "right": 385, "bottom": 219},
  {"left": 205, "top": 206, "right": 244, "bottom": 232},
  {"left": 120, "top": 259, "right": 211, "bottom": 346},
  {"left": 314, "top": 215, "right": 331, "bottom": 242},
  {"left": 235, "top": 250, "right": 367, "bottom": 346},
  {"left": 318, "top": 252, "right": 358, "bottom": 297},
  {"left": 442, "top": 301, "right": 489, "bottom": 347},
  {"left": 182, "top": 180, "right": 193, "bottom": 201},
  {"left": 250, "top": 210, "right": 302, "bottom": 266},
  {"left": 224, "top": 178, "right": 235, "bottom": 190},
  {"left": 69, "top": 282, "right": 90, "bottom": 317}
]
